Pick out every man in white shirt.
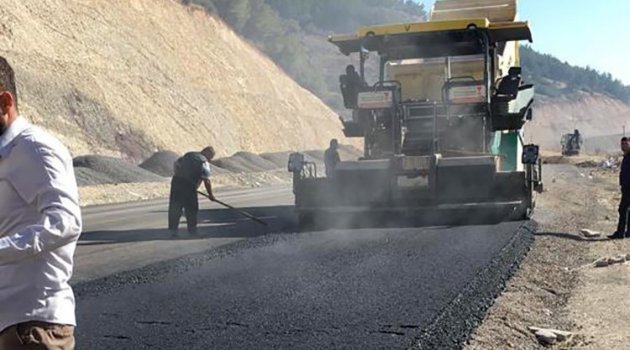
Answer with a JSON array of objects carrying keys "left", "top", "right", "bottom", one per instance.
[{"left": 0, "top": 58, "right": 80, "bottom": 349}]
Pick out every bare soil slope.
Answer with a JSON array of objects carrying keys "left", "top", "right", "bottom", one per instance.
[
  {"left": 0, "top": 0, "right": 345, "bottom": 161},
  {"left": 526, "top": 93, "right": 629, "bottom": 152}
]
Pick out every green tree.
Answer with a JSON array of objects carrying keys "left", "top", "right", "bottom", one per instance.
[
  {"left": 521, "top": 45, "right": 630, "bottom": 101},
  {"left": 212, "top": 0, "right": 252, "bottom": 31}
]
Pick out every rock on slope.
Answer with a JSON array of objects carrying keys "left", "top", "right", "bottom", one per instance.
[{"left": 0, "top": 0, "right": 346, "bottom": 162}]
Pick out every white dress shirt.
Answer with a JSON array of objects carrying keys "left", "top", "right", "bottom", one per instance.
[{"left": 0, "top": 117, "right": 82, "bottom": 332}]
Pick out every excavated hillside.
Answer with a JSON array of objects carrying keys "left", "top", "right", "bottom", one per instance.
[
  {"left": 525, "top": 92, "right": 629, "bottom": 152},
  {"left": 0, "top": 0, "right": 346, "bottom": 161}
]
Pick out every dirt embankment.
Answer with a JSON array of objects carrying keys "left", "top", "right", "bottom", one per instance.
[
  {"left": 0, "top": 0, "right": 349, "bottom": 162},
  {"left": 526, "top": 93, "right": 629, "bottom": 153}
]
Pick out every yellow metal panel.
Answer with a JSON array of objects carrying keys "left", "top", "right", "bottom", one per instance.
[
  {"left": 488, "top": 20, "right": 529, "bottom": 30},
  {"left": 431, "top": 0, "right": 516, "bottom": 22},
  {"left": 329, "top": 19, "right": 530, "bottom": 45},
  {"left": 328, "top": 19, "right": 530, "bottom": 57},
  {"left": 488, "top": 21, "right": 532, "bottom": 43},
  {"left": 329, "top": 33, "right": 357, "bottom": 43},
  {"left": 387, "top": 59, "right": 484, "bottom": 102},
  {"left": 356, "top": 18, "right": 490, "bottom": 37}
]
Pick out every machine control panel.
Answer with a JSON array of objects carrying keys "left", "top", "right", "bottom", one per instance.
[
  {"left": 357, "top": 90, "right": 394, "bottom": 109},
  {"left": 447, "top": 84, "right": 486, "bottom": 104}
]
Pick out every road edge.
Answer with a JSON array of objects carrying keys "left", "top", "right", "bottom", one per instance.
[{"left": 413, "top": 220, "right": 537, "bottom": 349}]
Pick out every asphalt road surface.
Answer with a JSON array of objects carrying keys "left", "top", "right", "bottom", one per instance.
[
  {"left": 75, "top": 185, "right": 534, "bottom": 349},
  {"left": 75, "top": 185, "right": 295, "bottom": 282}
]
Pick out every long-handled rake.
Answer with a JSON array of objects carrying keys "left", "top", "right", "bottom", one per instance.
[{"left": 197, "top": 191, "right": 269, "bottom": 226}]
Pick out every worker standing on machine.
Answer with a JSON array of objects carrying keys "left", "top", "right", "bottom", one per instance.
[
  {"left": 168, "top": 146, "right": 217, "bottom": 237},
  {"left": 324, "top": 139, "right": 341, "bottom": 178},
  {"left": 340, "top": 65, "right": 366, "bottom": 108}
]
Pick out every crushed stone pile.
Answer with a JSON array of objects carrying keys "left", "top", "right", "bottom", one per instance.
[
  {"left": 139, "top": 151, "right": 181, "bottom": 177},
  {"left": 261, "top": 150, "right": 340, "bottom": 169},
  {"left": 304, "top": 150, "right": 325, "bottom": 162},
  {"left": 212, "top": 152, "right": 279, "bottom": 173},
  {"left": 74, "top": 167, "right": 115, "bottom": 187},
  {"left": 259, "top": 151, "right": 293, "bottom": 169},
  {"left": 338, "top": 145, "right": 363, "bottom": 160},
  {"left": 209, "top": 164, "right": 232, "bottom": 175},
  {"left": 75, "top": 146, "right": 363, "bottom": 187},
  {"left": 139, "top": 150, "right": 231, "bottom": 177},
  {"left": 73, "top": 155, "right": 165, "bottom": 184}
]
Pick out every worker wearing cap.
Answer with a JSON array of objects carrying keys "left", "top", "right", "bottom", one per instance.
[
  {"left": 168, "top": 146, "right": 216, "bottom": 237},
  {"left": 324, "top": 139, "right": 341, "bottom": 178},
  {"left": 609, "top": 137, "right": 630, "bottom": 239}
]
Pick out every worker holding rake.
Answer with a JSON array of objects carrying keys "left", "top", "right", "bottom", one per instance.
[{"left": 168, "top": 146, "right": 216, "bottom": 237}]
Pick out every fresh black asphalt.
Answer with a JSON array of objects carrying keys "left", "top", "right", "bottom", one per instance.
[{"left": 74, "top": 220, "right": 534, "bottom": 349}]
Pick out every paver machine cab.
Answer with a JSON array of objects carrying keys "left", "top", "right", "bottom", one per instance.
[{"left": 289, "top": 1, "right": 543, "bottom": 229}]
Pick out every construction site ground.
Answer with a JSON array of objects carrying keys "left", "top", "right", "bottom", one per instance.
[
  {"left": 74, "top": 151, "right": 630, "bottom": 349},
  {"left": 467, "top": 154, "right": 629, "bottom": 349}
]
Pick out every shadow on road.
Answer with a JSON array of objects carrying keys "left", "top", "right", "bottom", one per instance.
[{"left": 79, "top": 205, "right": 297, "bottom": 246}]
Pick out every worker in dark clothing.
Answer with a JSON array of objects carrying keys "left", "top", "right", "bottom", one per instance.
[
  {"left": 340, "top": 65, "right": 366, "bottom": 108},
  {"left": 168, "top": 146, "right": 216, "bottom": 237},
  {"left": 609, "top": 137, "right": 630, "bottom": 239},
  {"left": 324, "top": 139, "right": 341, "bottom": 178},
  {"left": 346, "top": 65, "right": 364, "bottom": 88},
  {"left": 569, "top": 129, "right": 581, "bottom": 150}
]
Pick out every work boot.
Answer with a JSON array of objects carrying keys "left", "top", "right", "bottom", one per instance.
[
  {"left": 170, "top": 229, "right": 181, "bottom": 238},
  {"left": 625, "top": 232, "right": 630, "bottom": 239}
]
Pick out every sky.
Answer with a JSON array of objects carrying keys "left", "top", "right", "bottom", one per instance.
[{"left": 420, "top": 0, "right": 630, "bottom": 84}]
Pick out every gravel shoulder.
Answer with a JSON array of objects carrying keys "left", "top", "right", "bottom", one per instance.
[{"left": 466, "top": 159, "right": 628, "bottom": 349}]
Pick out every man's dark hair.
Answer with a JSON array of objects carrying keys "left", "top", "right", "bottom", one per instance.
[
  {"left": 0, "top": 57, "right": 18, "bottom": 110},
  {"left": 201, "top": 146, "right": 216, "bottom": 159},
  {"left": 622, "top": 137, "right": 628, "bottom": 142}
]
